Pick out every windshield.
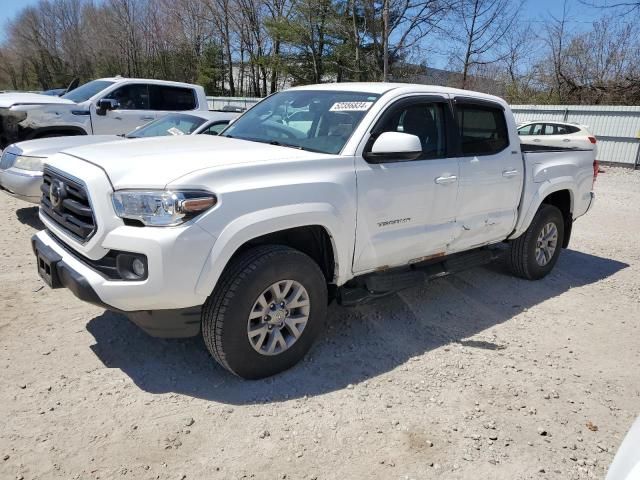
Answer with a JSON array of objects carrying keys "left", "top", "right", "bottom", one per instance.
[
  {"left": 62, "top": 80, "right": 115, "bottom": 103},
  {"left": 126, "top": 113, "right": 206, "bottom": 138},
  {"left": 222, "top": 90, "right": 380, "bottom": 154}
]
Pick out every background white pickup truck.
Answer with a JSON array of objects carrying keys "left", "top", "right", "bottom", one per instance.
[
  {"left": 0, "top": 77, "right": 208, "bottom": 150},
  {"left": 32, "top": 83, "right": 597, "bottom": 379}
]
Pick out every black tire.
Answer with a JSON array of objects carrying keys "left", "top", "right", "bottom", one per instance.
[
  {"left": 202, "top": 245, "right": 328, "bottom": 379},
  {"left": 508, "top": 204, "right": 565, "bottom": 280}
]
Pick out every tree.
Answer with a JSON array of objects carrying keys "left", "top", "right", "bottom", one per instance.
[{"left": 450, "top": 0, "right": 522, "bottom": 89}]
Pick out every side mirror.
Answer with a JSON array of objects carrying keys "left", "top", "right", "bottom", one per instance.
[
  {"left": 96, "top": 98, "right": 119, "bottom": 116},
  {"left": 363, "top": 131, "right": 422, "bottom": 163}
]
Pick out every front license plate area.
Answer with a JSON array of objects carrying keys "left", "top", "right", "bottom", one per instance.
[{"left": 34, "top": 242, "right": 63, "bottom": 288}]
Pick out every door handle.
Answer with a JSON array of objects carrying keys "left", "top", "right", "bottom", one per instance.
[
  {"left": 435, "top": 175, "right": 458, "bottom": 185},
  {"left": 562, "top": 138, "right": 570, "bottom": 142},
  {"left": 533, "top": 138, "right": 541, "bottom": 142},
  {"left": 502, "top": 169, "right": 519, "bottom": 177},
  {"left": 141, "top": 116, "right": 154, "bottom": 120}
]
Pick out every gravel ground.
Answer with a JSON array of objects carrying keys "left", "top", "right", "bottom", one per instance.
[{"left": 1, "top": 167, "right": 639, "bottom": 480}]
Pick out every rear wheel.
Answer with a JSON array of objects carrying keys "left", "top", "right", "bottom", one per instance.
[
  {"left": 508, "top": 204, "right": 565, "bottom": 280},
  {"left": 202, "top": 245, "right": 327, "bottom": 379}
]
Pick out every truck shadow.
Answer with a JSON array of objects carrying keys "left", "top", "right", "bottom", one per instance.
[
  {"left": 86, "top": 249, "right": 628, "bottom": 404},
  {"left": 16, "top": 206, "right": 44, "bottom": 230}
]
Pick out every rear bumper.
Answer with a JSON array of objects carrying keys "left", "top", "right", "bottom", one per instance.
[
  {"left": 0, "top": 168, "right": 42, "bottom": 203},
  {"left": 32, "top": 232, "right": 202, "bottom": 338}
]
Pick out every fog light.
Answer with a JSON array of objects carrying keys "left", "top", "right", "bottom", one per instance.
[
  {"left": 115, "top": 253, "right": 148, "bottom": 280},
  {"left": 132, "top": 258, "right": 145, "bottom": 277}
]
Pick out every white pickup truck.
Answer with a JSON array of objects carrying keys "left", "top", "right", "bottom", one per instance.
[
  {"left": 31, "top": 83, "right": 597, "bottom": 379},
  {"left": 0, "top": 77, "right": 208, "bottom": 150}
]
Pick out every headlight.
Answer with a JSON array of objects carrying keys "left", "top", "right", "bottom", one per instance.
[
  {"left": 13, "top": 155, "right": 44, "bottom": 171},
  {"left": 112, "top": 190, "right": 217, "bottom": 226}
]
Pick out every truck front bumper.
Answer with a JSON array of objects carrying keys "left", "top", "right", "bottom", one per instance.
[
  {"left": 32, "top": 231, "right": 205, "bottom": 338},
  {"left": 0, "top": 167, "right": 42, "bottom": 203}
]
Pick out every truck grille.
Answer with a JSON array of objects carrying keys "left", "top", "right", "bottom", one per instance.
[
  {"left": 0, "top": 151, "right": 16, "bottom": 170},
  {"left": 40, "top": 167, "right": 96, "bottom": 242}
]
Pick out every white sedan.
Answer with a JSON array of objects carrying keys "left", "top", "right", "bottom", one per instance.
[
  {"left": 0, "top": 111, "right": 238, "bottom": 203},
  {"left": 517, "top": 121, "right": 597, "bottom": 150}
]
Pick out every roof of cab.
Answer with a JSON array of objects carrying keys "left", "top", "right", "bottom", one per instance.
[
  {"left": 97, "top": 77, "right": 202, "bottom": 89},
  {"left": 287, "top": 82, "right": 507, "bottom": 105}
]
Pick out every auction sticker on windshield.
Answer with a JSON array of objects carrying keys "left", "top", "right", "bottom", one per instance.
[
  {"left": 329, "top": 102, "right": 373, "bottom": 112},
  {"left": 167, "top": 127, "right": 185, "bottom": 136}
]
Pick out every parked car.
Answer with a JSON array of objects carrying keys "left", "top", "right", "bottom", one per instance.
[
  {"left": 0, "top": 77, "right": 208, "bottom": 150},
  {"left": 32, "top": 83, "right": 597, "bottom": 379},
  {"left": 517, "top": 120, "right": 597, "bottom": 150},
  {"left": 0, "top": 111, "right": 237, "bottom": 203}
]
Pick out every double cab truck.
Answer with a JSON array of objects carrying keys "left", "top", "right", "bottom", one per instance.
[
  {"left": 0, "top": 77, "right": 208, "bottom": 150},
  {"left": 31, "top": 83, "right": 597, "bottom": 379}
]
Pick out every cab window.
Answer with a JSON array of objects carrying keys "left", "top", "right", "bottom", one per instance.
[
  {"left": 374, "top": 102, "right": 447, "bottom": 159},
  {"left": 149, "top": 85, "right": 197, "bottom": 111},
  {"left": 456, "top": 104, "right": 509, "bottom": 156},
  {"left": 104, "top": 84, "right": 150, "bottom": 110}
]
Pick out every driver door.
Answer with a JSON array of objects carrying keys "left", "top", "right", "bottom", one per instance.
[
  {"left": 353, "top": 96, "right": 460, "bottom": 273},
  {"left": 91, "top": 83, "right": 156, "bottom": 135}
]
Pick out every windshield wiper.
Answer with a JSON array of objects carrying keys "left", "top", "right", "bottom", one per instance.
[
  {"left": 226, "top": 136, "right": 320, "bottom": 153},
  {"left": 267, "top": 140, "right": 304, "bottom": 150}
]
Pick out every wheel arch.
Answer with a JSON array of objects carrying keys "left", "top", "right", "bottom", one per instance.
[
  {"left": 28, "top": 126, "right": 88, "bottom": 140},
  {"left": 510, "top": 180, "right": 576, "bottom": 244},
  {"left": 234, "top": 225, "right": 336, "bottom": 284},
  {"left": 541, "top": 189, "right": 573, "bottom": 247},
  {"left": 194, "top": 204, "right": 349, "bottom": 300}
]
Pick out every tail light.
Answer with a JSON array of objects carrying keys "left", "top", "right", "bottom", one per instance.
[
  {"left": 592, "top": 159, "right": 599, "bottom": 187},
  {"left": 588, "top": 136, "right": 597, "bottom": 144}
]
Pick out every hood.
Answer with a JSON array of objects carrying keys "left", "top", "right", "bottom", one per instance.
[
  {"left": 58, "top": 135, "right": 322, "bottom": 189},
  {"left": 0, "top": 92, "right": 76, "bottom": 108},
  {"left": 6, "top": 135, "right": 123, "bottom": 158}
]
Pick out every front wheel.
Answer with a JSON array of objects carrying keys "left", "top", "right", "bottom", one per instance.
[
  {"left": 508, "top": 204, "right": 565, "bottom": 280},
  {"left": 202, "top": 245, "right": 327, "bottom": 379}
]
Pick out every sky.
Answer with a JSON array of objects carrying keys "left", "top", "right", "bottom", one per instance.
[
  {"left": 0, "top": 0, "right": 612, "bottom": 50},
  {"left": 0, "top": 0, "right": 39, "bottom": 24},
  {"left": 0, "top": 0, "right": 610, "bottom": 26}
]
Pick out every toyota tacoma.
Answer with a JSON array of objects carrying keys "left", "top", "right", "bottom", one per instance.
[{"left": 31, "top": 83, "right": 597, "bottom": 379}]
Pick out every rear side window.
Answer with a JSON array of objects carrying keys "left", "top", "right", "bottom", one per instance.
[
  {"left": 456, "top": 104, "right": 509, "bottom": 156},
  {"left": 149, "top": 85, "right": 197, "bottom": 111},
  {"left": 556, "top": 124, "right": 580, "bottom": 134}
]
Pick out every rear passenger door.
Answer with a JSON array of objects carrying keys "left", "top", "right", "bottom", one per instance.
[
  {"left": 450, "top": 98, "right": 523, "bottom": 251},
  {"left": 353, "top": 95, "right": 460, "bottom": 273}
]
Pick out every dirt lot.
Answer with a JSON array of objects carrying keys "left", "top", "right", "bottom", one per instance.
[{"left": 1, "top": 168, "right": 639, "bottom": 480}]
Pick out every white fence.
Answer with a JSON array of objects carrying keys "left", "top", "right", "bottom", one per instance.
[
  {"left": 207, "top": 96, "right": 261, "bottom": 111},
  {"left": 511, "top": 105, "right": 640, "bottom": 168}
]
